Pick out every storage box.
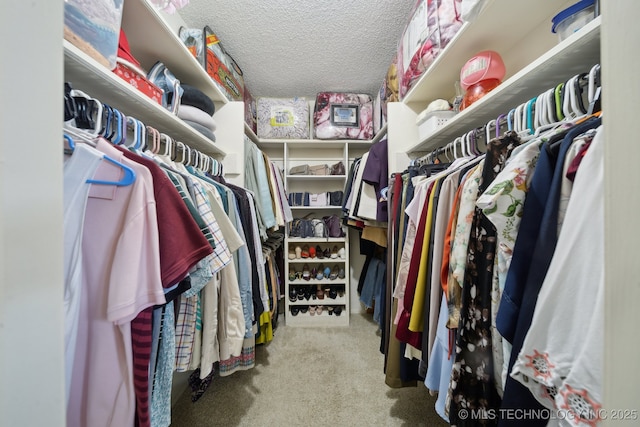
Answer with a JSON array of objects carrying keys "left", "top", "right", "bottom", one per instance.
[
  {"left": 397, "top": 0, "right": 463, "bottom": 99},
  {"left": 257, "top": 97, "right": 310, "bottom": 139},
  {"left": 416, "top": 109, "right": 456, "bottom": 140},
  {"left": 64, "top": 0, "right": 124, "bottom": 69},
  {"left": 113, "top": 60, "right": 163, "bottom": 105},
  {"left": 244, "top": 87, "right": 257, "bottom": 134},
  {"left": 313, "top": 92, "right": 374, "bottom": 140},
  {"left": 180, "top": 26, "right": 245, "bottom": 101},
  {"left": 551, "top": 0, "right": 596, "bottom": 42}
]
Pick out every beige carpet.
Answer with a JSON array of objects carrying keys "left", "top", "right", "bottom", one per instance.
[{"left": 170, "top": 312, "right": 448, "bottom": 426}]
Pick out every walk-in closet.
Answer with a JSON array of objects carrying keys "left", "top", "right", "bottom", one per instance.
[{"left": 2, "top": 0, "right": 639, "bottom": 426}]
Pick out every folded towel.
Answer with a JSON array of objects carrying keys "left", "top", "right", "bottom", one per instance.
[
  {"left": 178, "top": 105, "right": 217, "bottom": 132},
  {"left": 183, "top": 119, "right": 216, "bottom": 142}
]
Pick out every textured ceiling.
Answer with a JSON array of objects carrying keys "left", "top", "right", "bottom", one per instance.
[{"left": 179, "top": 0, "right": 417, "bottom": 99}]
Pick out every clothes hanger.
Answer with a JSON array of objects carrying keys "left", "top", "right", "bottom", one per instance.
[
  {"left": 63, "top": 132, "right": 136, "bottom": 186},
  {"left": 554, "top": 82, "right": 565, "bottom": 121},
  {"left": 507, "top": 108, "right": 516, "bottom": 132},
  {"left": 147, "top": 126, "right": 159, "bottom": 153},
  {"left": 526, "top": 97, "right": 537, "bottom": 134}
]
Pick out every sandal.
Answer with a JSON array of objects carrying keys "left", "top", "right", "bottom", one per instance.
[{"left": 301, "top": 244, "right": 310, "bottom": 258}]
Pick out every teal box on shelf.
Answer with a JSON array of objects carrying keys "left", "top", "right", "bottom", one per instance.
[{"left": 64, "top": 0, "right": 124, "bottom": 70}]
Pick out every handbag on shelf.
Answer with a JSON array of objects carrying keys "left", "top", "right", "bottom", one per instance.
[
  {"left": 309, "top": 164, "right": 330, "bottom": 175},
  {"left": 311, "top": 219, "right": 327, "bottom": 238},
  {"left": 309, "top": 192, "right": 328, "bottom": 207},
  {"left": 288, "top": 192, "right": 309, "bottom": 206},
  {"left": 289, "top": 217, "right": 314, "bottom": 238},
  {"left": 329, "top": 191, "right": 344, "bottom": 206},
  {"left": 289, "top": 164, "right": 310, "bottom": 175},
  {"left": 330, "top": 161, "right": 346, "bottom": 175},
  {"left": 323, "top": 214, "right": 344, "bottom": 237}
]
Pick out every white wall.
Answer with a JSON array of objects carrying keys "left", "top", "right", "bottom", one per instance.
[
  {"left": 1, "top": 1, "right": 66, "bottom": 426},
  {"left": 601, "top": 0, "right": 640, "bottom": 422}
]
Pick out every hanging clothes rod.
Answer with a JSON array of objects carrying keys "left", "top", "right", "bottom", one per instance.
[
  {"left": 64, "top": 82, "right": 224, "bottom": 176},
  {"left": 417, "top": 64, "right": 602, "bottom": 165}
]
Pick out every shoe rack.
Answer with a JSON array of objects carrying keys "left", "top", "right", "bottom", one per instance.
[{"left": 279, "top": 140, "right": 352, "bottom": 326}]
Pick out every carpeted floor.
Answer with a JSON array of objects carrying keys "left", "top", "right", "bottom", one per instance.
[{"left": 170, "top": 312, "right": 449, "bottom": 426}]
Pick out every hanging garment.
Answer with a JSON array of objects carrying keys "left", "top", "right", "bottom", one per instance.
[
  {"left": 498, "top": 118, "right": 601, "bottom": 426},
  {"left": 68, "top": 139, "right": 165, "bottom": 427},
  {"left": 63, "top": 143, "right": 103, "bottom": 403},
  {"left": 446, "top": 131, "right": 521, "bottom": 426},
  {"left": 509, "top": 126, "right": 604, "bottom": 425}
]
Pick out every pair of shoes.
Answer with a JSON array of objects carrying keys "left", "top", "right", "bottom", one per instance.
[
  {"left": 338, "top": 247, "right": 346, "bottom": 259},
  {"left": 295, "top": 246, "right": 302, "bottom": 259},
  {"left": 331, "top": 245, "right": 339, "bottom": 259},
  {"left": 291, "top": 306, "right": 300, "bottom": 316},
  {"left": 316, "top": 245, "right": 324, "bottom": 259},
  {"left": 289, "top": 286, "right": 297, "bottom": 302},
  {"left": 338, "top": 267, "right": 345, "bottom": 279},
  {"left": 289, "top": 267, "right": 297, "bottom": 281},
  {"left": 302, "top": 264, "right": 310, "bottom": 281},
  {"left": 309, "top": 305, "right": 323, "bottom": 316},
  {"left": 288, "top": 248, "right": 296, "bottom": 260},
  {"left": 316, "top": 264, "right": 325, "bottom": 280},
  {"left": 316, "top": 285, "right": 325, "bottom": 300},
  {"left": 301, "top": 244, "right": 310, "bottom": 258},
  {"left": 323, "top": 247, "right": 331, "bottom": 259},
  {"left": 334, "top": 306, "right": 343, "bottom": 316},
  {"left": 309, "top": 245, "right": 316, "bottom": 258},
  {"left": 330, "top": 265, "right": 339, "bottom": 280}
]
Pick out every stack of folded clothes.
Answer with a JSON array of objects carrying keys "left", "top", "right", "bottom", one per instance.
[{"left": 176, "top": 84, "right": 218, "bottom": 142}]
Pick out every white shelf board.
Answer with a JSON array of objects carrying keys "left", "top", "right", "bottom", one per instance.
[
  {"left": 244, "top": 124, "right": 259, "bottom": 142},
  {"left": 289, "top": 296, "right": 348, "bottom": 306},
  {"left": 290, "top": 206, "right": 343, "bottom": 210},
  {"left": 407, "top": 16, "right": 601, "bottom": 155},
  {"left": 289, "top": 279, "right": 347, "bottom": 286},
  {"left": 287, "top": 237, "right": 346, "bottom": 243},
  {"left": 402, "top": 0, "right": 571, "bottom": 105},
  {"left": 288, "top": 259, "right": 346, "bottom": 264},
  {"left": 258, "top": 138, "right": 373, "bottom": 149},
  {"left": 286, "top": 312, "right": 349, "bottom": 327},
  {"left": 286, "top": 175, "right": 346, "bottom": 180},
  {"left": 63, "top": 41, "right": 226, "bottom": 157},
  {"left": 120, "top": 0, "right": 229, "bottom": 105}
]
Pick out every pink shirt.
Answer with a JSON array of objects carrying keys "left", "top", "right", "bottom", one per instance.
[{"left": 67, "top": 139, "right": 164, "bottom": 427}]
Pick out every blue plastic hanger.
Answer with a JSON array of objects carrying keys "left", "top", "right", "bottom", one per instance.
[{"left": 64, "top": 131, "right": 136, "bottom": 187}]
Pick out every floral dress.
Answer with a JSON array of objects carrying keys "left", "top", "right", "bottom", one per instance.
[{"left": 446, "top": 131, "right": 521, "bottom": 426}]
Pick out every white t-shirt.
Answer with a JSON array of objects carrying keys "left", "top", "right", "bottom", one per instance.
[
  {"left": 510, "top": 126, "right": 605, "bottom": 426},
  {"left": 63, "top": 143, "right": 103, "bottom": 403}
]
